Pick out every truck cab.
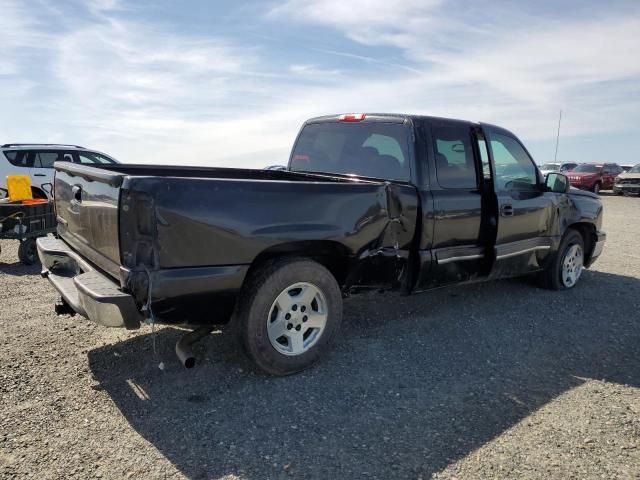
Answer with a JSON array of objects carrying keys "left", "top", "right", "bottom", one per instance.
[{"left": 289, "top": 114, "right": 604, "bottom": 291}]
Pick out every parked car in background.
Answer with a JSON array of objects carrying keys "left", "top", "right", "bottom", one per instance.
[
  {"left": 0, "top": 144, "right": 118, "bottom": 199},
  {"left": 620, "top": 164, "right": 634, "bottom": 172},
  {"left": 567, "top": 163, "right": 623, "bottom": 194},
  {"left": 538, "top": 162, "right": 578, "bottom": 176},
  {"left": 613, "top": 164, "right": 640, "bottom": 195}
]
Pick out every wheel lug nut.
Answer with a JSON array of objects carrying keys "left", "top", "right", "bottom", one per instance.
[
  {"left": 303, "top": 316, "right": 308, "bottom": 322},
  {"left": 292, "top": 304, "right": 298, "bottom": 311},
  {"left": 285, "top": 313, "right": 291, "bottom": 320},
  {"left": 295, "top": 325, "right": 301, "bottom": 331},
  {"left": 287, "top": 323, "right": 293, "bottom": 330},
  {"left": 301, "top": 306, "right": 306, "bottom": 312}
]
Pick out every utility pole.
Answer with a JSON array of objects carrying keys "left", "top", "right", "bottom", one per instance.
[{"left": 554, "top": 109, "right": 562, "bottom": 162}]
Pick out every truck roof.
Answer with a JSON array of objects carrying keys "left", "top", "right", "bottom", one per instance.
[
  {"left": 305, "top": 113, "right": 477, "bottom": 125},
  {"left": 304, "top": 113, "right": 515, "bottom": 137}
]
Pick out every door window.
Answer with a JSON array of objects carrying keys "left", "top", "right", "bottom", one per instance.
[
  {"left": 476, "top": 133, "right": 491, "bottom": 180},
  {"left": 432, "top": 126, "right": 477, "bottom": 189},
  {"left": 490, "top": 133, "right": 538, "bottom": 191},
  {"left": 35, "top": 152, "right": 59, "bottom": 168}
]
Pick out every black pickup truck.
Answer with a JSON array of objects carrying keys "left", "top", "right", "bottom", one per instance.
[{"left": 38, "top": 113, "right": 606, "bottom": 375}]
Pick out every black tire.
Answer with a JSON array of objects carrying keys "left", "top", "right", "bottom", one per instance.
[
  {"left": 235, "top": 258, "right": 343, "bottom": 376},
  {"left": 591, "top": 182, "right": 601, "bottom": 194},
  {"left": 18, "top": 238, "right": 39, "bottom": 266},
  {"left": 540, "top": 229, "right": 585, "bottom": 290}
]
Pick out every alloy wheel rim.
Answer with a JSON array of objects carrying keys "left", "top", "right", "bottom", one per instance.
[
  {"left": 561, "top": 243, "right": 583, "bottom": 288},
  {"left": 267, "top": 282, "right": 328, "bottom": 356}
]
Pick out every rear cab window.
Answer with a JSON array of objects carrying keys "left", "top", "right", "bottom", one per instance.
[{"left": 289, "top": 122, "right": 411, "bottom": 181}]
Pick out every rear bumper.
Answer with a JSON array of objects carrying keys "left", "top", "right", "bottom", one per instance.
[{"left": 37, "top": 236, "right": 143, "bottom": 329}]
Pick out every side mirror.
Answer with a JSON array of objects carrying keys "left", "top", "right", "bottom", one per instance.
[{"left": 545, "top": 172, "right": 570, "bottom": 193}]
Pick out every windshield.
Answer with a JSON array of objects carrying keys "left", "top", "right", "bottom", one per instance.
[
  {"left": 540, "top": 163, "right": 559, "bottom": 170},
  {"left": 290, "top": 122, "right": 411, "bottom": 181},
  {"left": 572, "top": 164, "right": 601, "bottom": 173},
  {"left": 629, "top": 164, "right": 640, "bottom": 173}
]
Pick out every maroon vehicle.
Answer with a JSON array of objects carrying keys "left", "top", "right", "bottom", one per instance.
[{"left": 567, "top": 163, "right": 623, "bottom": 194}]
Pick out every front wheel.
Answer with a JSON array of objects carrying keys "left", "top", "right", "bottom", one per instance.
[
  {"left": 591, "top": 182, "right": 601, "bottom": 194},
  {"left": 235, "top": 258, "right": 343, "bottom": 375},
  {"left": 540, "top": 229, "right": 585, "bottom": 290}
]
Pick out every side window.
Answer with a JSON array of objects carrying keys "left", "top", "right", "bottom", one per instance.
[
  {"left": 476, "top": 133, "right": 491, "bottom": 179},
  {"left": 61, "top": 152, "right": 75, "bottom": 162},
  {"left": 76, "top": 151, "right": 115, "bottom": 164},
  {"left": 490, "top": 133, "right": 538, "bottom": 191},
  {"left": 432, "top": 126, "right": 477, "bottom": 189},
  {"left": 35, "top": 152, "right": 59, "bottom": 168},
  {"left": 3, "top": 151, "right": 33, "bottom": 168}
]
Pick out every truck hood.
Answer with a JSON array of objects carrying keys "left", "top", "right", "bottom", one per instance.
[{"left": 617, "top": 172, "right": 640, "bottom": 180}]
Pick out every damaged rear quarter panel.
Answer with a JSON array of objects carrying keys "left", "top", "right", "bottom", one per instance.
[{"left": 123, "top": 176, "right": 420, "bottom": 300}]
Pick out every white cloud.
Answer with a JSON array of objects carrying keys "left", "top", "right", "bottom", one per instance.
[
  {"left": 272, "top": 1, "right": 640, "bottom": 143},
  {"left": 1, "top": 0, "right": 639, "bottom": 167}
]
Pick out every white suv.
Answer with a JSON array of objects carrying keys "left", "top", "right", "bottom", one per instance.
[{"left": 0, "top": 144, "right": 118, "bottom": 199}]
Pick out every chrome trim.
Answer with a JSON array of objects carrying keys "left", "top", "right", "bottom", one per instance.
[
  {"left": 496, "top": 245, "right": 550, "bottom": 260},
  {"left": 437, "top": 254, "right": 484, "bottom": 265}
]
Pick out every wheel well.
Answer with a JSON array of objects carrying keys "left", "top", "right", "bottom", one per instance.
[
  {"left": 31, "top": 186, "right": 49, "bottom": 199},
  {"left": 567, "top": 222, "right": 596, "bottom": 263},
  {"left": 247, "top": 241, "right": 351, "bottom": 286}
]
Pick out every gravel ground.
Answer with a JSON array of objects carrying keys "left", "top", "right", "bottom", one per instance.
[{"left": 1, "top": 194, "right": 639, "bottom": 479}]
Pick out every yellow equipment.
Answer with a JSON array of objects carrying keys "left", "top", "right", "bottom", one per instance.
[{"left": 6, "top": 175, "right": 33, "bottom": 202}]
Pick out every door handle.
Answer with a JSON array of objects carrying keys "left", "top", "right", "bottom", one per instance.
[
  {"left": 34, "top": 173, "right": 46, "bottom": 177},
  {"left": 500, "top": 204, "right": 514, "bottom": 217}
]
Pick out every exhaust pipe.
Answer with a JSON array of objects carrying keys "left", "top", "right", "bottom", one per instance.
[{"left": 175, "top": 326, "right": 214, "bottom": 368}]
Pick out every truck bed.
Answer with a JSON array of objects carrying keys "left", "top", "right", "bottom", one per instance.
[{"left": 52, "top": 162, "right": 419, "bottom": 324}]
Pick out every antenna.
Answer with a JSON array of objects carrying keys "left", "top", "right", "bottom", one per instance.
[{"left": 554, "top": 109, "right": 562, "bottom": 162}]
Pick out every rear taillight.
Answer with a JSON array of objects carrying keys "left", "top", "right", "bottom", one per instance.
[{"left": 339, "top": 113, "right": 366, "bottom": 122}]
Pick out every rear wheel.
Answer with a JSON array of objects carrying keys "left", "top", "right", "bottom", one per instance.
[
  {"left": 235, "top": 258, "right": 342, "bottom": 375},
  {"left": 18, "top": 238, "right": 38, "bottom": 265},
  {"left": 540, "top": 229, "right": 585, "bottom": 290}
]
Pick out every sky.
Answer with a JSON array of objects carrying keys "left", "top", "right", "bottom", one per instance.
[{"left": 1, "top": 0, "right": 639, "bottom": 167}]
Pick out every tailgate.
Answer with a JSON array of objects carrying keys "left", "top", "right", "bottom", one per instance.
[{"left": 54, "top": 162, "right": 124, "bottom": 278}]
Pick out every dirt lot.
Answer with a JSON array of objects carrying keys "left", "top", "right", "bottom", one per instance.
[{"left": 1, "top": 194, "right": 639, "bottom": 480}]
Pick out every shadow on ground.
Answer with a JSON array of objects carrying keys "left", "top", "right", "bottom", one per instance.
[
  {"left": 88, "top": 270, "right": 640, "bottom": 479},
  {"left": 0, "top": 259, "right": 40, "bottom": 276}
]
